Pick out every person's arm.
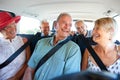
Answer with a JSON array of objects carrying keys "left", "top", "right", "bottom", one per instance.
[
  {"left": 23, "top": 37, "right": 31, "bottom": 63},
  {"left": 81, "top": 49, "right": 89, "bottom": 70},
  {"left": 23, "top": 67, "right": 35, "bottom": 80},
  {"left": 8, "top": 61, "right": 29, "bottom": 80},
  {"left": 15, "top": 46, "right": 31, "bottom": 79},
  {"left": 64, "top": 45, "right": 81, "bottom": 74},
  {"left": 18, "top": 38, "right": 31, "bottom": 78}
]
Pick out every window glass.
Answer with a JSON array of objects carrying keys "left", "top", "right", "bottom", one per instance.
[
  {"left": 114, "top": 15, "right": 120, "bottom": 41},
  {"left": 18, "top": 16, "right": 40, "bottom": 34},
  {"left": 18, "top": 16, "right": 94, "bottom": 35}
]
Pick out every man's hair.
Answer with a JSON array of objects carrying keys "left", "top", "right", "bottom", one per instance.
[
  {"left": 75, "top": 20, "right": 85, "bottom": 27},
  {"left": 56, "top": 13, "right": 71, "bottom": 22},
  {"left": 40, "top": 20, "right": 49, "bottom": 28},
  {"left": 40, "top": 20, "right": 48, "bottom": 24}
]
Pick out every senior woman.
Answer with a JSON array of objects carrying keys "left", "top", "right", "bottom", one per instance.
[
  {"left": 0, "top": 12, "right": 31, "bottom": 80},
  {"left": 82, "top": 17, "right": 120, "bottom": 74}
]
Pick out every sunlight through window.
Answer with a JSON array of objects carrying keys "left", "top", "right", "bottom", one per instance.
[{"left": 19, "top": 16, "right": 40, "bottom": 34}]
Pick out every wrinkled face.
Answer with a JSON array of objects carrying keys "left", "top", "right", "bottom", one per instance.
[
  {"left": 75, "top": 22, "right": 87, "bottom": 34},
  {"left": 41, "top": 22, "right": 50, "bottom": 36},
  {"left": 56, "top": 15, "right": 72, "bottom": 39},
  {"left": 3, "top": 21, "right": 17, "bottom": 39},
  {"left": 92, "top": 25, "right": 111, "bottom": 43}
]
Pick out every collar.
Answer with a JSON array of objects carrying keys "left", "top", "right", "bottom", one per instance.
[
  {"left": 50, "top": 36, "right": 68, "bottom": 46},
  {"left": 5, "top": 36, "right": 17, "bottom": 43},
  {"left": 41, "top": 32, "right": 51, "bottom": 36}
]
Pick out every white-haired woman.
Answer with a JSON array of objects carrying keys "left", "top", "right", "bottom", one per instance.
[{"left": 0, "top": 12, "right": 31, "bottom": 80}]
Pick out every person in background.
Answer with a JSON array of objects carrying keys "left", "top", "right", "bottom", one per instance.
[
  {"left": 51, "top": 20, "right": 57, "bottom": 35},
  {"left": 82, "top": 17, "right": 120, "bottom": 74},
  {"left": 30, "top": 20, "right": 52, "bottom": 53},
  {"left": 39, "top": 20, "right": 52, "bottom": 36},
  {"left": 71, "top": 20, "right": 96, "bottom": 57},
  {"left": 75, "top": 20, "right": 92, "bottom": 37},
  {"left": 0, "top": 11, "right": 31, "bottom": 80},
  {"left": 23, "top": 12, "right": 81, "bottom": 80}
]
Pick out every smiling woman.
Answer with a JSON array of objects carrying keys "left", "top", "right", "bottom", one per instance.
[{"left": 0, "top": 11, "right": 31, "bottom": 80}]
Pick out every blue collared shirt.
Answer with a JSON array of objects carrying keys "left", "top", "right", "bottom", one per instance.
[{"left": 28, "top": 36, "right": 81, "bottom": 80}]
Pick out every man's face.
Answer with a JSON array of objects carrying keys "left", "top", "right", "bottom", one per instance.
[
  {"left": 56, "top": 15, "right": 72, "bottom": 39},
  {"left": 75, "top": 22, "right": 87, "bottom": 34},
  {"left": 41, "top": 22, "right": 50, "bottom": 36}
]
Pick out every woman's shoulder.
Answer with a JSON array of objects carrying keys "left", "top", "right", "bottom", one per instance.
[{"left": 16, "top": 36, "right": 28, "bottom": 43}]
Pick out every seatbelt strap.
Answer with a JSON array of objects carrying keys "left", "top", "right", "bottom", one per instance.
[
  {"left": 0, "top": 32, "right": 40, "bottom": 69},
  {"left": 35, "top": 36, "right": 72, "bottom": 72},
  {"left": 79, "top": 34, "right": 108, "bottom": 71}
]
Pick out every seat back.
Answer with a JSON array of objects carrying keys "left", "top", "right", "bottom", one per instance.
[{"left": 17, "top": 33, "right": 52, "bottom": 53}]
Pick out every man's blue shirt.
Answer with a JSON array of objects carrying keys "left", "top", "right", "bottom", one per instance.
[{"left": 28, "top": 36, "right": 81, "bottom": 80}]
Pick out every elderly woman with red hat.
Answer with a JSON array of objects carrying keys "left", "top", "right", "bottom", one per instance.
[{"left": 0, "top": 12, "right": 31, "bottom": 80}]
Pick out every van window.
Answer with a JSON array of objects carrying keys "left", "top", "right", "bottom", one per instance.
[
  {"left": 18, "top": 16, "right": 40, "bottom": 34},
  {"left": 114, "top": 15, "right": 120, "bottom": 41}
]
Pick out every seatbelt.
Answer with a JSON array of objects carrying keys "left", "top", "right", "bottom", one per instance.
[
  {"left": 78, "top": 34, "right": 108, "bottom": 71},
  {"left": 0, "top": 32, "right": 42, "bottom": 69},
  {"left": 35, "top": 36, "right": 72, "bottom": 72}
]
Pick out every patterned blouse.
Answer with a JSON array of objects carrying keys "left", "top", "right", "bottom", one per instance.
[{"left": 87, "top": 48, "right": 120, "bottom": 74}]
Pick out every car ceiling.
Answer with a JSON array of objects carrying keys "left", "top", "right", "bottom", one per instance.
[{"left": 0, "top": 0, "right": 120, "bottom": 21}]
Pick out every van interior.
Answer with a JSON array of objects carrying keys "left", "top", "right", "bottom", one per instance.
[{"left": 0, "top": 0, "right": 120, "bottom": 79}]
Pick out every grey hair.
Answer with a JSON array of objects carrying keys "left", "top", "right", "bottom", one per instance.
[{"left": 56, "top": 12, "right": 71, "bottom": 22}]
